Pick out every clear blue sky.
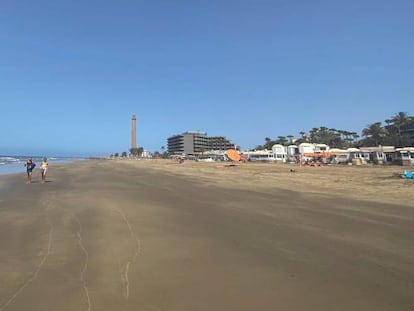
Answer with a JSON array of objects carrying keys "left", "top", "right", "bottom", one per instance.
[{"left": 1, "top": 0, "right": 413, "bottom": 156}]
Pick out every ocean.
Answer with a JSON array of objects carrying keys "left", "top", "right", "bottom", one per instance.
[{"left": 0, "top": 156, "right": 83, "bottom": 176}]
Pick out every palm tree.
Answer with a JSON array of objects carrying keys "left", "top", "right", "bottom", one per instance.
[
  {"left": 277, "top": 136, "right": 288, "bottom": 145},
  {"left": 137, "top": 147, "right": 144, "bottom": 157},
  {"left": 362, "top": 122, "right": 385, "bottom": 146},
  {"left": 388, "top": 112, "right": 411, "bottom": 146},
  {"left": 296, "top": 131, "right": 307, "bottom": 144},
  {"left": 130, "top": 147, "right": 139, "bottom": 157},
  {"left": 263, "top": 137, "right": 275, "bottom": 150},
  {"left": 351, "top": 132, "right": 360, "bottom": 145},
  {"left": 309, "top": 128, "right": 319, "bottom": 143}
]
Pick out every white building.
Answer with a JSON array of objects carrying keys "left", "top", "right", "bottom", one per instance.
[
  {"left": 298, "top": 143, "right": 314, "bottom": 155},
  {"left": 271, "top": 144, "right": 287, "bottom": 162},
  {"left": 244, "top": 150, "right": 275, "bottom": 162},
  {"left": 396, "top": 147, "right": 414, "bottom": 166},
  {"left": 314, "top": 144, "right": 330, "bottom": 153}
]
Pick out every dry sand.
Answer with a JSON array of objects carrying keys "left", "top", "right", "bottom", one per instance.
[{"left": 0, "top": 159, "right": 413, "bottom": 311}]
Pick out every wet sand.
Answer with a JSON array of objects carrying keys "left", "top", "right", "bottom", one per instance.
[{"left": 0, "top": 159, "right": 413, "bottom": 311}]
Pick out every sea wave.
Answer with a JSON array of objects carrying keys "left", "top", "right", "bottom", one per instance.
[
  {"left": 0, "top": 156, "right": 84, "bottom": 176},
  {"left": 0, "top": 157, "right": 22, "bottom": 164}
]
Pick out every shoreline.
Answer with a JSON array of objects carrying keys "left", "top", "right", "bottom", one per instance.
[{"left": 0, "top": 158, "right": 87, "bottom": 176}]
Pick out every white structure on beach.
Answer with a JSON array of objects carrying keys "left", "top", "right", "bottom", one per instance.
[
  {"left": 287, "top": 145, "right": 298, "bottom": 156},
  {"left": 243, "top": 150, "right": 274, "bottom": 162},
  {"left": 396, "top": 147, "right": 414, "bottom": 165},
  {"left": 239, "top": 144, "right": 413, "bottom": 166},
  {"left": 242, "top": 145, "right": 287, "bottom": 162},
  {"left": 271, "top": 144, "right": 287, "bottom": 162},
  {"left": 298, "top": 143, "right": 330, "bottom": 156},
  {"left": 314, "top": 144, "right": 329, "bottom": 153},
  {"left": 298, "top": 143, "right": 314, "bottom": 155}
]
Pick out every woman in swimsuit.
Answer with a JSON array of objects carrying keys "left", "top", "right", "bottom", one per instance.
[{"left": 40, "top": 158, "right": 48, "bottom": 182}]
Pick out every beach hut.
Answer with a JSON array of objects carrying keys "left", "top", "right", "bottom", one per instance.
[
  {"left": 287, "top": 145, "right": 299, "bottom": 163},
  {"left": 299, "top": 143, "right": 333, "bottom": 161},
  {"left": 245, "top": 150, "right": 275, "bottom": 162},
  {"left": 287, "top": 145, "right": 298, "bottom": 156},
  {"left": 271, "top": 144, "right": 287, "bottom": 163},
  {"left": 298, "top": 143, "right": 314, "bottom": 155},
  {"left": 344, "top": 148, "right": 370, "bottom": 165},
  {"left": 314, "top": 144, "right": 330, "bottom": 153},
  {"left": 359, "top": 146, "right": 394, "bottom": 164},
  {"left": 325, "top": 148, "right": 345, "bottom": 164},
  {"left": 395, "top": 147, "right": 414, "bottom": 166},
  {"left": 332, "top": 148, "right": 360, "bottom": 164}
]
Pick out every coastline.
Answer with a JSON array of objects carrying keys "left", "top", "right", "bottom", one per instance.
[
  {"left": 0, "top": 159, "right": 413, "bottom": 310},
  {"left": 0, "top": 157, "right": 86, "bottom": 176}
]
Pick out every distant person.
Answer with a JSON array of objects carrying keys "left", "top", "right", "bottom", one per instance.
[
  {"left": 40, "top": 158, "right": 49, "bottom": 182},
  {"left": 24, "top": 158, "right": 36, "bottom": 184}
]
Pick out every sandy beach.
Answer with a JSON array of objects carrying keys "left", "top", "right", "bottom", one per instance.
[{"left": 0, "top": 159, "right": 413, "bottom": 311}]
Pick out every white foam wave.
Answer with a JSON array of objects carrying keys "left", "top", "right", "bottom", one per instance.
[{"left": 0, "top": 157, "right": 20, "bottom": 162}]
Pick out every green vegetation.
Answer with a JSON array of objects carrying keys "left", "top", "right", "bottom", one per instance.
[
  {"left": 256, "top": 112, "right": 414, "bottom": 150},
  {"left": 129, "top": 147, "right": 144, "bottom": 157}
]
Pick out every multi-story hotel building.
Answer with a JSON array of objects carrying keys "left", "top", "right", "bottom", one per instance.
[{"left": 167, "top": 131, "right": 236, "bottom": 155}]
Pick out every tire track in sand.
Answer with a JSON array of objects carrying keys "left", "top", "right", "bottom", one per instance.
[
  {"left": 48, "top": 192, "right": 92, "bottom": 310},
  {"left": 74, "top": 217, "right": 92, "bottom": 311},
  {"left": 114, "top": 207, "right": 141, "bottom": 300}
]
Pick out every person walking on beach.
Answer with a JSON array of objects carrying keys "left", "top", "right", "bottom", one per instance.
[
  {"left": 24, "top": 158, "right": 36, "bottom": 184},
  {"left": 40, "top": 158, "right": 48, "bottom": 182}
]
